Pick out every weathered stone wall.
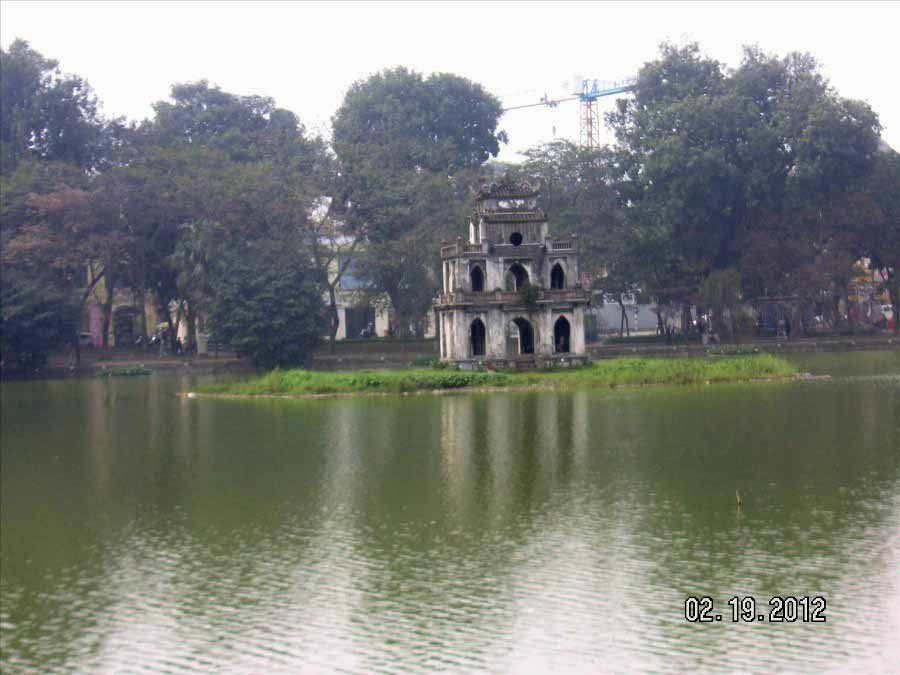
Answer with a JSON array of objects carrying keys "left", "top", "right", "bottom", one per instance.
[{"left": 436, "top": 179, "right": 588, "bottom": 365}]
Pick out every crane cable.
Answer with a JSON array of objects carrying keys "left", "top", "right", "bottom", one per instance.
[{"left": 502, "top": 96, "right": 580, "bottom": 113}]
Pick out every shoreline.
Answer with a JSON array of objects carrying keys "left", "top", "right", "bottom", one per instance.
[
  {"left": 7, "top": 335, "right": 894, "bottom": 381},
  {"left": 1, "top": 357, "right": 256, "bottom": 382},
  {"left": 179, "top": 372, "right": 830, "bottom": 401}
]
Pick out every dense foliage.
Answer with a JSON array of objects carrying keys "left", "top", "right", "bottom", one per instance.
[
  {"left": 1, "top": 273, "right": 79, "bottom": 371},
  {"left": 1, "top": 38, "right": 106, "bottom": 172},
  {"left": 602, "top": 43, "right": 889, "bottom": 333},
  {"left": 520, "top": 43, "right": 896, "bottom": 336},
  {"left": 1, "top": 41, "right": 330, "bottom": 372},
  {"left": 207, "top": 237, "right": 326, "bottom": 369},
  {"left": 1, "top": 38, "right": 897, "bottom": 374},
  {"left": 332, "top": 67, "right": 507, "bottom": 335}
]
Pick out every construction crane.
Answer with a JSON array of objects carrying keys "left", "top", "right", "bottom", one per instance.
[{"left": 503, "top": 78, "right": 637, "bottom": 149}]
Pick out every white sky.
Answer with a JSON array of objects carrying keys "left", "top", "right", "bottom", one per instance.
[{"left": 2, "top": 0, "right": 898, "bottom": 162}]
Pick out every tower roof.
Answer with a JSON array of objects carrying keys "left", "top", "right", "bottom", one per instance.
[
  {"left": 480, "top": 211, "right": 547, "bottom": 224},
  {"left": 475, "top": 176, "right": 540, "bottom": 200}
]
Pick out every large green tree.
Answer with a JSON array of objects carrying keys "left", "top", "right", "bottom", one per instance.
[
  {"left": 606, "top": 43, "right": 882, "bottom": 331},
  {"left": 0, "top": 273, "right": 79, "bottom": 373},
  {"left": 520, "top": 141, "right": 645, "bottom": 333},
  {"left": 1, "top": 40, "right": 124, "bottom": 367},
  {"left": 332, "top": 67, "right": 506, "bottom": 335},
  {"left": 207, "top": 234, "right": 326, "bottom": 369},
  {"left": 1, "top": 39, "right": 106, "bottom": 173},
  {"left": 118, "top": 82, "right": 332, "bottom": 350},
  {"left": 856, "top": 147, "right": 900, "bottom": 332},
  {"left": 0, "top": 160, "right": 97, "bottom": 367}
]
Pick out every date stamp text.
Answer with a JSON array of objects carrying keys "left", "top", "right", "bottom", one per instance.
[{"left": 683, "top": 596, "right": 826, "bottom": 623}]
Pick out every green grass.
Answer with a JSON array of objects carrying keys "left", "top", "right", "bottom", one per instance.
[
  {"left": 535, "top": 354, "right": 796, "bottom": 387},
  {"left": 97, "top": 366, "right": 153, "bottom": 377},
  {"left": 195, "top": 354, "right": 797, "bottom": 397}
]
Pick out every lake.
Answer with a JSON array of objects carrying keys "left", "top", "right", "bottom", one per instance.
[{"left": 2, "top": 351, "right": 898, "bottom": 673}]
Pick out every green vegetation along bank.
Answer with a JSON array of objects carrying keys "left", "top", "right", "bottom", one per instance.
[{"left": 192, "top": 355, "right": 798, "bottom": 398}]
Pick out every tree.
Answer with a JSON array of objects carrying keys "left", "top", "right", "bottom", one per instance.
[
  {"left": 333, "top": 68, "right": 506, "bottom": 175},
  {"left": 856, "top": 147, "right": 900, "bottom": 332},
  {"left": 1, "top": 161, "right": 103, "bottom": 364},
  {"left": 1, "top": 40, "right": 123, "bottom": 364},
  {"left": 520, "top": 140, "right": 644, "bottom": 334},
  {"left": 144, "top": 80, "right": 326, "bottom": 172},
  {"left": 350, "top": 168, "right": 477, "bottom": 336},
  {"left": 606, "top": 43, "right": 882, "bottom": 314},
  {"left": 332, "top": 67, "right": 506, "bottom": 335},
  {"left": 306, "top": 198, "right": 360, "bottom": 352},
  {"left": 1, "top": 39, "right": 105, "bottom": 173},
  {"left": 137, "top": 81, "right": 331, "bottom": 340},
  {"left": 207, "top": 236, "right": 326, "bottom": 369},
  {"left": 0, "top": 273, "right": 78, "bottom": 373}
]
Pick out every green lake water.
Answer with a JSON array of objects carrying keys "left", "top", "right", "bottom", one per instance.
[{"left": 2, "top": 351, "right": 899, "bottom": 673}]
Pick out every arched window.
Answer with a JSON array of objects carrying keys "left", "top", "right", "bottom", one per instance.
[
  {"left": 505, "top": 263, "right": 529, "bottom": 292},
  {"left": 507, "top": 317, "right": 535, "bottom": 355},
  {"left": 554, "top": 316, "right": 571, "bottom": 353},
  {"left": 470, "top": 265, "right": 485, "bottom": 292},
  {"left": 509, "top": 232, "right": 523, "bottom": 246},
  {"left": 550, "top": 263, "right": 565, "bottom": 290},
  {"left": 470, "top": 318, "right": 486, "bottom": 356}
]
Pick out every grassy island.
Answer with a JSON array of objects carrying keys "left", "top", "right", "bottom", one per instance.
[{"left": 192, "top": 355, "right": 798, "bottom": 398}]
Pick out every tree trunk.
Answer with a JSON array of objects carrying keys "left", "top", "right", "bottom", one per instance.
[
  {"left": 72, "top": 267, "right": 106, "bottom": 366},
  {"left": 100, "top": 278, "right": 115, "bottom": 350},
  {"left": 890, "top": 273, "right": 900, "bottom": 335},
  {"left": 327, "top": 284, "right": 340, "bottom": 354},
  {"left": 385, "top": 286, "right": 407, "bottom": 340},
  {"left": 186, "top": 302, "right": 196, "bottom": 352},
  {"left": 394, "top": 310, "right": 408, "bottom": 340},
  {"left": 174, "top": 300, "right": 185, "bottom": 341}
]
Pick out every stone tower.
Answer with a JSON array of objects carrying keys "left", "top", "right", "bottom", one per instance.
[{"left": 434, "top": 177, "right": 590, "bottom": 367}]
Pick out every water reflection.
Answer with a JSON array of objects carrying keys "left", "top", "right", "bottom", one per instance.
[{"left": 1, "top": 355, "right": 899, "bottom": 672}]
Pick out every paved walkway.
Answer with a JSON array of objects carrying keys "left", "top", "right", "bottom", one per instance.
[{"left": 36, "top": 347, "right": 248, "bottom": 378}]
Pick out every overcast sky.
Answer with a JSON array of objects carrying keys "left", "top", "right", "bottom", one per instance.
[{"left": 2, "top": 1, "right": 898, "bottom": 162}]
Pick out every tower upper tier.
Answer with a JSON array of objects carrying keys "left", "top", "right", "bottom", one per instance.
[{"left": 471, "top": 177, "right": 548, "bottom": 246}]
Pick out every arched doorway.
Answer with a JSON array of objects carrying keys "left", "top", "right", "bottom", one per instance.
[
  {"left": 470, "top": 318, "right": 486, "bottom": 356},
  {"left": 470, "top": 265, "right": 485, "bottom": 292},
  {"left": 550, "top": 263, "right": 565, "bottom": 290},
  {"left": 554, "top": 316, "right": 571, "bottom": 353},
  {"left": 507, "top": 317, "right": 535, "bottom": 355},
  {"left": 505, "top": 264, "right": 529, "bottom": 292},
  {"left": 113, "top": 307, "right": 138, "bottom": 347}
]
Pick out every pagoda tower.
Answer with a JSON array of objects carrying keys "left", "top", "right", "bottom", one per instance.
[{"left": 434, "top": 177, "right": 590, "bottom": 367}]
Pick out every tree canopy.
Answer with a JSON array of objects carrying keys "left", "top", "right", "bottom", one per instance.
[
  {"left": 332, "top": 67, "right": 506, "bottom": 335},
  {"left": 1, "top": 39, "right": 106, "bottom": 173},
  {"left": 598, "top": 42, "right": 889, "bottom": 334},
  {"left": 2, "top": 38, "right": 898, "bottom": 373},
  {"left": 608, "top": 43, "right": 881, "bottom": 277}
]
